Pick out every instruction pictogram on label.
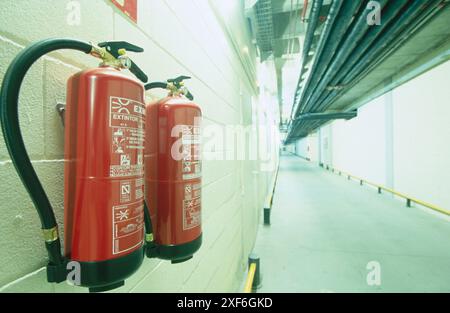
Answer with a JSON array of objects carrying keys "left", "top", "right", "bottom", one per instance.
[
  {"left": 180, "top": 125, "right": 201, "bottom": 181},
  {"left": 109, "top": 96, "right": 145, "bottom": 178},
  {"left": 112, "top": 201, "right": 144, "bottom": 255},
  {"left": 120, "top": 181, "right": 131, "bottom": 203},
  {"left": 183, "top": 183, "right": 201, "bottom": 230}
]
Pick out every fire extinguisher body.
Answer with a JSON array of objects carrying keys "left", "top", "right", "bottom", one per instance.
[
  {"left": 64, "top": 66, "right": 145, "bottom": 290},
  {"left": 145, "top": 96, "right": 202, "bottom": 263}
]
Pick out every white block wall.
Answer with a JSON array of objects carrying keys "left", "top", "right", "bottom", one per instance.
[{"left": 0, "top": 0, "right": 278, "bottom": 292}]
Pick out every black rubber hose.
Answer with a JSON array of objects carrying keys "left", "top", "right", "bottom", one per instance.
[
  {"left": 145, "top": 82, "right": 168, "bottom": 90},
  {"left": 184, "top": 90, "right": 194, "bottom": 101},
  {"left": 129, "top": 60, "right": 149, "bottom": 83},
  {"left": 0, "top": 38, "right": 92, "bottom": 265},
  {"left": 143, "top": 201, "right": 153, "bottom": 235},
  {"left": 143, "top": 201, "right": 159, "bottom": 258}
]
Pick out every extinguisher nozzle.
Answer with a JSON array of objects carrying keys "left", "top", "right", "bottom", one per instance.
[{"left": 129, "top": 60, "right": 148, "bottom": 83}]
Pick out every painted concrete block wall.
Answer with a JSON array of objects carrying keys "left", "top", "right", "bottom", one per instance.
[
  {"left": 0, "top": 0, "right": 277, "bottom": 292},
  {"left": 309, "top": 59, "right": 450, "bottom": 210}
]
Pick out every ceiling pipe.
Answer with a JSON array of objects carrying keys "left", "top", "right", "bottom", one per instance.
[
  {"left": 301, "top": 0, "right": 309, "bottom": 22},
  {"left": 289, "top": 0, "right": 323, "bottom": 120},
  {"left": 291, "top": 0, "right": 343, "bottom": 117},
  {"left": 309, "top": 0, "right": 409, "bottom": 113},
  {"left": 296, "top": 1, "right": 361, "bottom": 114},
  {"left": 288, "top": 0, "right": 351, "bottom": 139},
  {"left": 288, "top": 0, "right": 302, "bottom": 56},
  {"left": 379, "top": 0, "right": 446, "bottom": 61},
  {"left": 295, "top": 111, "right": 357, "bottom": 121},
  {"left": 301, "top": 0, "right": 323, "bottom": 64},
  {"left": 300, "top": 0, "right": 388, "bottom": 114},
  {"left": 287, "top": 110, "right": 356, "bottom": 142},
  {"left": 286, "top": 118, "right": 324, "bottom": 143},
  {"left": 297, "top": 0, "right": 365, "bottom": 115},
  {"left": 339, "top": 1, "right": 436, "bottom": 90},
  {"left": 342, "top": 0, "right": 447, "bottom": 95},
  {"left": 313, "top": 0, "right": 442, "bottom": 113},
  {"left": 286, "top": 0, "right": 446, "bottom": 143}
]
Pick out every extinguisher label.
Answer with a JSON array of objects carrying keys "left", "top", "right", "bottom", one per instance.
[
  {"left": 109, "top": 96, "right": 145, "bottom": 178},
  {"left": 181, "top": 126, "right": 201, "bottom": 181},
  {"left": 109, "top": 96, "right": 145, "bottom": 255},
  {"left": 112, "top": 200, "right": 144, "bottom": 255},
  {"left": 183, "top": 183, "right": 201, "bottom": 230}
]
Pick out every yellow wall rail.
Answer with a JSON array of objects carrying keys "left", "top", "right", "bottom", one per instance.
[
  {"left": 244, "top": 263, "right": 257, "bottom": 293},
  {"left": 323, "top": 165, "right": 450, "bottom": 216}
]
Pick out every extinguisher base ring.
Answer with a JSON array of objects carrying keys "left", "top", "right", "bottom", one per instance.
[
  {"left": 89, "top": 281, "right": 124, "bottom": 293},
  {"left": 147, "top": 234, "right": 202, "bottom": 262},
  {"left": 73, "top": 245, "right": 144, "bottom": 291}
]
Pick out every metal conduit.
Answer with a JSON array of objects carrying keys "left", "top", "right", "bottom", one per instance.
[
  {"left": 302, "top": 0, "right": 389, "bottom": 113},
  {"left": 292, "top": 0, "right": 343, "bottom": 116},
  {"left": 301, "top": 0, "right": 324, "bottom": 69},
  {"left": 307, "top": 0, "right": 409, "bottom": 114},
  {"left": 333, "top": 0, "right": 446, "bottom": 106},
  {"left": 296, "top": 111, "right": 357, "bottom": 121},
  {"left": 291, "top": 0, "right": 324, "bottom": 119},
  {"left": 313, "top": 0, "right": 441, "bottom": 113},
  {"left": 340, "top": 1, "right": 434, "bottom": 90},
  {"left": 286, "top": 0, "right": 446, "bottom": 142},
  {"left": 298, "top": 0, "right": 363, "bottom": 115}
]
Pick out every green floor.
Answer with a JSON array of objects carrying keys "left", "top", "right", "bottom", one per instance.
[{"left": 254, "top": 154, "right": 450, "bottom": 292}]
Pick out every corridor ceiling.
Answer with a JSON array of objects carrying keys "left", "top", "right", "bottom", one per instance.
[
  {"left": 246, "top": 0, "right": 323, "bottom": 125},
  {"left": 246, "top": 0, "right": 450, "bottom": 143}
]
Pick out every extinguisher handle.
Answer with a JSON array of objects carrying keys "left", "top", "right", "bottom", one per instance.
[
  {"left": 97, "top": 41, "right": 148, "bottom": 83},
  {"left": 98, "top": 41, "right": 144, "bottom": 55},
  {"left": 168, "top": 76, "right": 195, "bottom": 100},
  {"left": 168, "top": 75, "right": 191, "bottom": 85},
  {"left": 145, "top": 81, "right": 194, "bottom": 101}
]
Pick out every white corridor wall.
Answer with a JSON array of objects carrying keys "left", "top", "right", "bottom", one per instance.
[{"left": 309, "top": 59, "right": 450, "bottom": 210}]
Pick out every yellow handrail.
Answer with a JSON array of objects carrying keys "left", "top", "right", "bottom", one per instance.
[
  {"left": 326, "top": 166, "right": 450, "bottom": 216},
  {"left": 244, "top": 263, "right": 257, "bottom": 293}
]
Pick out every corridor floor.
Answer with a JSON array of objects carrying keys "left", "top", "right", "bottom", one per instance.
[{"left": 253, "top": 154, "right": 450, "bottom": 292}]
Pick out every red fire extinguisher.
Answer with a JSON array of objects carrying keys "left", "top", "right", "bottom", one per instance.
[
  {"left": 0, "top": 39, "right": 148, "bottom": 292},
  {"left": 144, "top": 76, "right": 202, "bottom": 264}
]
